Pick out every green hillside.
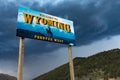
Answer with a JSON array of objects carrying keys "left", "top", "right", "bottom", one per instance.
[
  {"left": 0, "top": 73, "right": 17, "bottom": 80},
  {"left": 33, "top": 49, "right": 120, "bottom": 80}
]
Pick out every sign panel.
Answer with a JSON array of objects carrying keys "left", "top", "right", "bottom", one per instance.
[{"left": 16, "top": 7, "right": 75, "bottom": 45}]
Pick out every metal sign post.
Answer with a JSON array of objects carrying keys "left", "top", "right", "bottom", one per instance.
[
  {"left": 17, "top": 37, "right": 24, "bottom": 80},
  {"left": 68, "top": 45, "right": 75, "bottom": 80}
]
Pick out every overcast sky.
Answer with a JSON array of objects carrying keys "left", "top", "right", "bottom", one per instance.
[{"left": 1, "top": 0, "right": 120, "bottom": 80}]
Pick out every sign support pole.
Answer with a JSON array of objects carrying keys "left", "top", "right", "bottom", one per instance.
[
  {"left": 17, "top": 37, "right": 24, "bottom": 80},
  {"left": 68, "top": 45, "right": 75, "bottom": 80}
]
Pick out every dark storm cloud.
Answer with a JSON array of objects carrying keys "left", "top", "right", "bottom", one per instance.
[
  {"left": 0, "top": 1, "right": 64, "bottom": 60},
  {"left": 0, "top": 2, "right": 19, "bottom": 60},
  {"left": 43, "top": 0, "right": 120, "bottom": 45},
  {"left": 0, "top": 0, "right": 120, "bottom": 59}
]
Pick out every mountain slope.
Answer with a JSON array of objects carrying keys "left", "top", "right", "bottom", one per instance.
[
  {"left": 33, "top": 49, "right": 120, "bottom": 80},
  {"left": 0, "top": 73, "right": 17, "bottom": 80}
]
